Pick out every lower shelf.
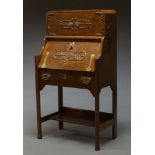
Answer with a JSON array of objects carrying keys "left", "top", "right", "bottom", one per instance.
[{"left": 42, "top": 107, "right": 114, "bottom": 129}]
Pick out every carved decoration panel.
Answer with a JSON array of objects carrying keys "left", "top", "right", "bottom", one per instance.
[
  {"left": 46, "top": 10, "right": 105, "bottom": 36},
  {"left": 39, "top": 39, "right": 102, "bottom": 72}
]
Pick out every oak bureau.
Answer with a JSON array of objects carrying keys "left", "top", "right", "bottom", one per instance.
[{"left": 34, "top": 10, "right": 117, "bottom": 151}]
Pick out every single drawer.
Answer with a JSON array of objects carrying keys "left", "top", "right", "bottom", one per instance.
[{"left": 39, "top": 71, "right": 93, "bottom": 87}]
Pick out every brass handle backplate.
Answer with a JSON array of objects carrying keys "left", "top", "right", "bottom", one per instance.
[
  {"left": 41, "top": 73, "right": 51, "bottom": 80},
  {"left": 81, "top": 76, "right": 92, "bottom": 84}
]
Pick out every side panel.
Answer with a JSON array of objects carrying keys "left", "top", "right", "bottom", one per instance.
[{"left": 95, "top": 12, "right": 117, "bottom": 90}]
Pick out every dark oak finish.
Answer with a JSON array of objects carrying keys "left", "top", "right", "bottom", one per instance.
[
  {"left": 95, "top": 93, "right": 100, "bottom": 151},
  {"left": 112, "top": 86, "right": 117, "bottom": 139},
  {"left": 34, "top": 10, "right": 117, "bottom": 151},
  {"left": 35, "top": 55, "right": 42, "bottom": 139},
  {"left": 41, "top": 107, "right": 113, "bottom": 127},
  {"left": 58, "top": 86, "right": 63, "bottom": 129}
]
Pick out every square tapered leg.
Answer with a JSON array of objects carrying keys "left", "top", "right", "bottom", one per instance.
[
  {"left": 35, "top": 55, "right": 42, "bottom": 139},
  {"left": 95, "top": 93, "right": 100, "bottom": 151},
  {"left": 36, "top": 89, "right": 42, "bottom": 139},
  {"left": 112, "top": 87, "right": 117, "bottom": 139},
  {"left": 58, "top": 86, "right": 63, "bottom": 130}
]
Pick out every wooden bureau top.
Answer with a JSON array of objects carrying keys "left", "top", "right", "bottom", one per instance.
[
  {"left": 46, "top": 9, "right": 116, "bottom": 36},
  {"left": 47, "top": 9, "right": 116, "bottom": 14}
]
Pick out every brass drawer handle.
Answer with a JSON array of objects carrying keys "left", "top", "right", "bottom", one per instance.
[
  {"left": 41, "top": 73, "right": 51, "bottom": 80},
  {"left": 81, "top": 77, "right": 92, "bottom": 84}
]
